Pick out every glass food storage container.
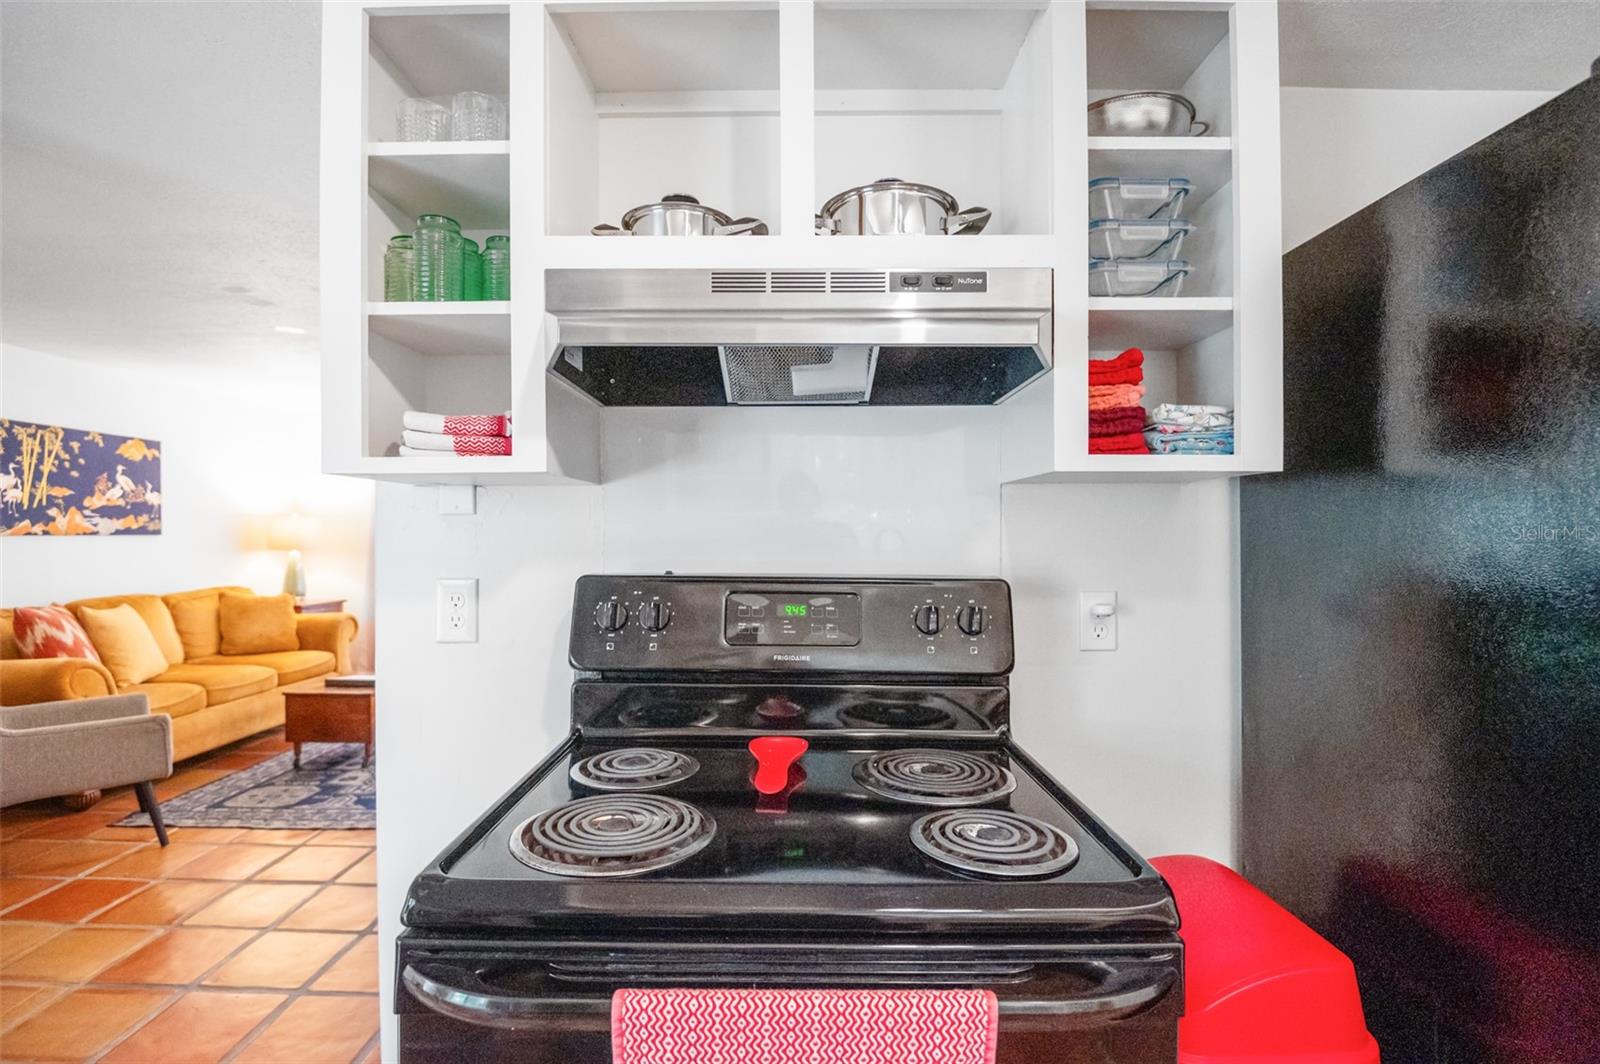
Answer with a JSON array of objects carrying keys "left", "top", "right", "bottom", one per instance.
[
  {"left": 483, "top": 235, "right": 509, "bottom": 300},
  {"left": 1088, "top": 259, "right": 1191, "bottom": 297},
  {"left": 1088, "top": 177, "right": 1193, "bottom": 221},
  {"left": 412, "top": 214, "right": 464, "bottom": 301},
  {"left": 383, "top": 235, "right": 415, "bottom": 301},
  {"left": 1088, "top": 218, "right": 1193, "bottom": 260}
]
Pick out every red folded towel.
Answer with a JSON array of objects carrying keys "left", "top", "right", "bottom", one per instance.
[
  {"left": 1088, "top": 347, "right": 1144, "bottom": 376},
  {"left": 1090, "top": 406, "right": 1147, "bottom": 436},
  {"left": 1089, "top": 431, "right": 1151, "bottom": 454},
  {"left": 612, "top": 988, "right": 999, "bottom": 1064}
]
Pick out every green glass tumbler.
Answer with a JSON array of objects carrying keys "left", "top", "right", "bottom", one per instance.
[
  {"left": 483, "top": 235, "right": 510, "bottom": 300},
  {"left": 412, "top": 214, "right": 463, "bottom": 301}
]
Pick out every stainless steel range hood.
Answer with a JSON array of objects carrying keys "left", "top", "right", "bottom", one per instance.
[{"left": 546, "top": 268, "right": 1052, "bottom": 406}]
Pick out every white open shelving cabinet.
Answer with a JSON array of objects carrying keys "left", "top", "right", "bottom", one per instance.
[{"left": 321, "top": 0, "right": 1282, "bottom": 485}]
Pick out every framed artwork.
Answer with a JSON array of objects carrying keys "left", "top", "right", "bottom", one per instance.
[{"left": 0, "top": 420, "right": 163, "bottom": 536}]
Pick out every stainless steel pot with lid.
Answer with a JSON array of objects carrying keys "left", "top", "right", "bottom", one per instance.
[
  {"left": 815, "top": 179, "right": 991, "bottom": 236},
  {"left": 593, "top": 194, "right": 768, "bottom": 236}
]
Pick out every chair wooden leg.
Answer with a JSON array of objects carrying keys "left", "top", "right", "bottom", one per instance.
[{"left": 134, "top": 781, "right": 169, "bottom": 847}]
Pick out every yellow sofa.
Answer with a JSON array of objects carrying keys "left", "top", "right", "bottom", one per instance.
[{"left": 1, "top": 586, "right": 357, "bottom": 763}]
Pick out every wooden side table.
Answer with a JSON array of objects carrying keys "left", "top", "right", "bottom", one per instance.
[
  {"left": 283, "top": 678, "right": 375, "bottom": 767},
  {"left": 294, "top": 598, "right": 348, "bottom": 614}
]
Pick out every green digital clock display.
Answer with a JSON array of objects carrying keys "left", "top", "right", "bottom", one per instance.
[{"left": 783, "top": 604, "right": 808, "bottom": 617}]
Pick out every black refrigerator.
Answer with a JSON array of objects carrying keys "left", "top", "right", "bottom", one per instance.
[{"left": 1240, "top": 76, "right": 1600, "bottom": 1063}]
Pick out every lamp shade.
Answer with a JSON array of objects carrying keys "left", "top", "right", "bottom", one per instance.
[{"left": 265, "top": 511, "right": 312, "bottom": 552}]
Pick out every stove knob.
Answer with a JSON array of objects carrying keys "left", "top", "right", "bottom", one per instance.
[
  {"left": 956, "top": 604, "right": 986, "bottom": 636},
  {"left": 913, "top": 603, "right": 943, "bottom": 635},
  {"left": 594, "top": 600, "right": 629, "bottom": 634},
  {"left": 639, "top": 599, "right": 673, "bottom": 633}
]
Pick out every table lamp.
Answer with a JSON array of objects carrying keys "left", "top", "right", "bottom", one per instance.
[{"left": 266, "top": 511, "right": 311, "bottom": 600}]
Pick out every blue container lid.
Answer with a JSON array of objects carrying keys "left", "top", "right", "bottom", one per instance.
[
  {"left": 1088, "top": 177, "right": 1194, "bottom": 191},
  {"left": 1088, "top": 258, "right": 1191, "bottom": 272},
  {"left": 1088, "top": 218, "right": 1194, "bottom": 233}
]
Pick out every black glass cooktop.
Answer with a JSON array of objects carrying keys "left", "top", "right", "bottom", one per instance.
[{"left": 403, "top": 734, "right": 1177, "bottom": 936}]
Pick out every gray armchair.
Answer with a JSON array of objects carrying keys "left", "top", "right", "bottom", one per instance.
[{"left": 0, "top": 693, "right": 173, "bottom": 844}]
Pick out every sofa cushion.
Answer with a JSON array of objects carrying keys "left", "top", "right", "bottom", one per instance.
[
  {"left": 193, "top": 649, "right": 335, "bottom": 686},
  {"left": 162, "top": 586, "right": 251, "bottom": 661},
  {"left": 78, "top": 604, "right": 170, "bottom": 686},
  {"left": 66, "top": 594, "right": 184, "bottom": 666},
  {"left": 12, "top": 605, "right": 103, "bottom": 663},
  {"left": 0, "top": 608, "right": 20, "bottom": 660},
  {"left": 219, "top": 593, "right": 299, "bottom": 655},
  {"left": 150, "top": 662, "right": 278, "bottom": 707},
  {"left": 123, "top": 681, "right": 208, "bottom": 720}
]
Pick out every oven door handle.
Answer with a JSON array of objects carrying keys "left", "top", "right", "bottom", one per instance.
[
  {"left": 997, "top": 964, "right": 1176, "bottom": 1018},
  {"left": 404, "top": 962, "right": 1175, "bottom": 1029},
  {"left": 404, "top": 963, "right": 610, "bottom": 1028}
]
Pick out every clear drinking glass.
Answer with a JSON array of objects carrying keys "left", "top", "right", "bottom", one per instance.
[
  {"left": 450, "top": 91, "right": 507, "bottom": 141},
  {"left": 483, "top": 235, "right": 510, "bottom": 300},
  {"left": 412, "top": 214, "right": 464, "bottom": 301},
  {"left": 383, "top": 235, "right": 415, "bottom": 301},
  {"left": 461, "top": 237, "right": 483, "bottom": 301},
  {"left": 396, "top": 97, "right": 450, "bottom": 142}
]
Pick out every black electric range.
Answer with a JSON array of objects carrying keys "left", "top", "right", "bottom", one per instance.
[{"left": 398, "top": 576, "right": 1182, "bottom": 1063}]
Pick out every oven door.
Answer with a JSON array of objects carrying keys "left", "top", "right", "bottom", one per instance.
[{"left": 397, "top": 936, "right": 1182, "bottom": 1064}]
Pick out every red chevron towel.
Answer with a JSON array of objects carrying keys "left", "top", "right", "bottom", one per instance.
[{"left": 612, "top": 987, "right": 999, "bottom": 1064}]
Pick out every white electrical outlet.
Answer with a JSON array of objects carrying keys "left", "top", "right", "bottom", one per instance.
[
  {"left": 1078, "top": 591, "right": 1118, "bottom": 651},
  {"left": 436, "top": 578, "right": 478, "bottom": 643}
]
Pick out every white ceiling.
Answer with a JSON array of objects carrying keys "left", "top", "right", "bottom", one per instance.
[
  {"left": 0, "top": 0, "right": 322, "bottom": 367},
  {"left": 1280, "top": 0, "right": 1600, "bottom": 90}
]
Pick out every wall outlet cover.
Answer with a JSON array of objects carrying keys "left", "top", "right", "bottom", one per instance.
[
  {"left": 436, "top": 578, "right": 478, "bottom": 643},
  {"left": 1079, "top": 590, "right": 1117, "bottom": 651}
]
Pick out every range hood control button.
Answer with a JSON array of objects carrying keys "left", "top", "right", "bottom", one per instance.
[
  {"left": 900, "top": 274, "right": 923, "bottom": 288},
  {"left": 933, "top": 275, "right": 954, "bottom": 288},
  {"left": 594, "top": 600, "right": 629, "bottom": 634},
  {"left": 914, "top": 604, "right": 943, "bottom": 635},
  {"left": 639, "top": 600, "right": 673, "bottom": 633}
]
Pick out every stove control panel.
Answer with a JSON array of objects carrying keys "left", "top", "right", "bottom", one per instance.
[{"left": 572, "top": 575, "right": 1012, "bottom": 675}]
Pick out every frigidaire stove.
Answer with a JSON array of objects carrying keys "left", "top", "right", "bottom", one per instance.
[{"left": 397, "top": 576, "right": 1182, "bottom": 1062}]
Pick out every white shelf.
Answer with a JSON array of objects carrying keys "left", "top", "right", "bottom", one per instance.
[
  {"left": 369, "top": 11, "right": 510, "bottom": 98},
  {"left": 368, "top": 146, "right": 509, "bottom": 230},
  {"left": 367, "top": 304, "right": 510, "bottom": 360},
  {"left": 1088, "top": 137, "right": 1232, "bottom": 202},
  {"left": 1088, "top": 297, "right": 1233, "bottom": 350}
]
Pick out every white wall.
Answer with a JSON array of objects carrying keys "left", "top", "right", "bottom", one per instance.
[
  {"left": 1003, "top": 481, "right": 1238, "bottom": 863},
  {"left": 1279, "top": 86, "right": 1556, "bottom": 251},
  {"left": 1, "top": 342, "right": 375, "bottom": 668}
]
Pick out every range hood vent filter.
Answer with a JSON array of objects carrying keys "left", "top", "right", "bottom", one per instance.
[{"left": 719, "top": 345, "right": 878, "bottom": 405}]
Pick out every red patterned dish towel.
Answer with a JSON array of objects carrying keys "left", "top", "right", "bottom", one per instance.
[{"left": 611, "top": 987, "right": 999, "bottom": 1064}]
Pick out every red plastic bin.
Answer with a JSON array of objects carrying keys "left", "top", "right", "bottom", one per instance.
[{"left": 1152, "top": 855, "right": 1380, "bottom": 1064}]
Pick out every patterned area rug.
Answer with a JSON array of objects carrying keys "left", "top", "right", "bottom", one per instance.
[{"left": 117, "top": 743, "right": 375, "bottom": 830}]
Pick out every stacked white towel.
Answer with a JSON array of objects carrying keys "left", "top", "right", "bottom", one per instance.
[{"left": 396, "top": 410, "right": 512, "bottom": 457}]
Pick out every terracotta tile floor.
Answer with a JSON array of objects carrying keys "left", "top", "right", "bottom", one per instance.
[{"left": 0, "top": 728, "right": 378, "bottom": 1063}]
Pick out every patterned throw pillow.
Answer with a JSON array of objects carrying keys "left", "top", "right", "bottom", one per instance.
[{"left": 13, "top": 605, "right": 104, "bottom": 662}]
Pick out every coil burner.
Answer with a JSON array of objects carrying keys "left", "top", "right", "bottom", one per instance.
[
  {"left": 853, "top": 749, "right": 1016, "bottom": 807},
  {"left": 510, "top": 794, "right": 715, "bottom": 878},
  {"left": 911, "top": 809, "right": 1079, "bottom": 878},
  {"left": 569, "top": 748, "right": 700, "bottom": 791}
]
